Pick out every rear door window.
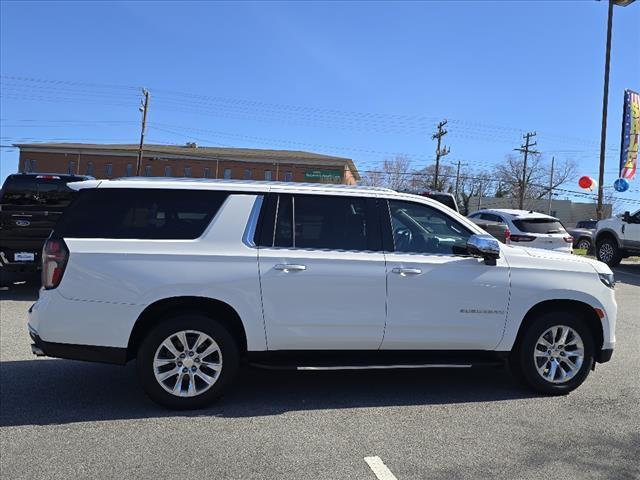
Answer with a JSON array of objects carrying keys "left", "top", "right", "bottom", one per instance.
[
  {"left": 512, "top": 218, "right": 566, "bottom": 234},
  {"left": 261, "top": 194, "right": 380, "bottom": 251},
  {"left": 54, "top": 189, "right": 228, "bottom": 239}
]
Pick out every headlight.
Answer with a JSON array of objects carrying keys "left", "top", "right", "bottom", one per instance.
[{"left": 599, "top": 273, "right": 615, "bottom": 289}]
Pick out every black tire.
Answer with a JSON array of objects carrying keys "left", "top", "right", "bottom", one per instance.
[
  {"left": 137, "top": 313, "right": 239, "bottom": 409},
  {"left": 511, "top": 311, "right": 595, "bottom": 395},
  {"left": 576, "top": 238, "right": 591, "bottom": 251},
  {"left": 596, "top": 237, "right": 622, "bottom": 267}
]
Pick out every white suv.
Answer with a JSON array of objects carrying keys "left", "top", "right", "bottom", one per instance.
[
  {"left": 28, "top": 179, "right": 616, "bottom": 409},
  {"left": 469, "top": 209, "right": 573, "bottom": 253}
]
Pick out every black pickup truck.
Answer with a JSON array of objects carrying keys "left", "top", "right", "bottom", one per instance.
[{"left": 0, "top": 173, "right": 91, "bottom": 279}]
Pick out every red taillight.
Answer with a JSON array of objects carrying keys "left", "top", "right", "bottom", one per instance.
[
  {"left": 564, "top": 236, "right": 573, "bottom": 243},
  {"left": 504, "top": 228, "right": 511, "bottom": 243},
  {"left": 509, "top": 234, "right": 536, "bottom": 242},
  {"left": 42, "top": 238, "right": 69, "bottom": 289}
]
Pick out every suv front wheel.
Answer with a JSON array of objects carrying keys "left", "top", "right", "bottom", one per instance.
[
  {"left": 596, "top": 237, "right": 622, "bottom": 267},
  {"left": 137, "top": 313, "right": 239, "bottom": 409},
  {"left": 511, "top": 312, "right": 594, "bottom": 395}
]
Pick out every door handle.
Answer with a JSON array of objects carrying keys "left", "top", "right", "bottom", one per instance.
[
  {"left": 274, "top": 264, "right": 307, "bottom": 272},
  {"left": 392, "top": 267, "right": 422, "bottom": 275}
]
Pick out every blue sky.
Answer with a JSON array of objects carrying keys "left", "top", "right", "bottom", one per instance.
[{"left": 1, "top": 1, "right": 639, "bottom": 210}]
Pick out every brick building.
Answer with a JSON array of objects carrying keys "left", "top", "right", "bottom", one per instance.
[{"left": 16, "top": 143, "right": 360, "bottom": 185}]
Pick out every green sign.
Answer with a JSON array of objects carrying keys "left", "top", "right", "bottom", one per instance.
[{"left": 304, "top": 169, "right": 343, "bottom": 182}]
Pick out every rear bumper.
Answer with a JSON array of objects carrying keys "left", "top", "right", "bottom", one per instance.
[
  {"left": 28, "top": 325, "right": 127, "bottom": 365},
  {"left": 0, "top": 247, "right": 41, "bottom": 272}
]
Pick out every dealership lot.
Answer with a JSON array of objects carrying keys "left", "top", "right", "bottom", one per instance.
[{"left": 1, "top": 264, "right": 639, "bottom": 480}]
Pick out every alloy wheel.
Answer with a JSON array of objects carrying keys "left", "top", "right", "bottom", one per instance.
[
  {"left": 153, "top": 330, "right": 222, "bottom": 397},
  {"left": 534, "top": 325, "right": 584, "bottom": 384},
  {"left": 598, "top": 242, "right": 614, "bottom": 263}
]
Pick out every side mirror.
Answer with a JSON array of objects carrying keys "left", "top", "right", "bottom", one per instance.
[
  {"left": 623, "top": 211, "right": 631, "bottom": 223},
  {"left": 467, "top": 234, "right": 501, "bottom": 265}
]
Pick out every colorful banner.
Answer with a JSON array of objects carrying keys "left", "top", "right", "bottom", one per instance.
[{"left": 620, "top": 89, "right": 639, "bottom": 180}]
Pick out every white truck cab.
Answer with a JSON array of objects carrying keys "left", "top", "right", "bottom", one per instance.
[{"left": 28, "top": 179, "right": 616, "bottom": 409}]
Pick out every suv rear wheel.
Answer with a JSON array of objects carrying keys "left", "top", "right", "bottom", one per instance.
[
  {"left": 596, "top": 237, "right": 622, "bottom": 267},
  {"left": 137, "top": 313, "right": 239, "bottom": 409},
  {"left": 511, "top": 312, "right": 594, "bottom": 395}
]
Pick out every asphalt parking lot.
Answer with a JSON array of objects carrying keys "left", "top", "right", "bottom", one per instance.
[{"left": 1, "top": 264, "right": 639, "bottom": 480}]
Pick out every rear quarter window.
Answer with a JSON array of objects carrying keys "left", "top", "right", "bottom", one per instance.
[{"left": 54, "top": 188, "right": 228, "bottom": 239}]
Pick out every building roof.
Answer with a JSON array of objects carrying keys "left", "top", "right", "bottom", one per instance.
[{"left": 15, "top": 142, "right": 360, "bottom": 180}]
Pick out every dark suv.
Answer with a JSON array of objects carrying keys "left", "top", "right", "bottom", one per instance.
[{"left": 0, "top": 173, "right": 92, "bottom": 277}]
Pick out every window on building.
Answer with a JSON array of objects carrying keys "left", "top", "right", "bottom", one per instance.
[
  {"left": 54, "top": 189, "right": 229, "bottom": 240},
  {"left": 24, "top": 159, "right": 37, "bottom": 172},
  {"left": 184, "top": 166, "right": 192, "bottom": 178},
  {"left": 243, "top": 169, "right": 252, "bottom": 180},
  {"left": 223, "top": 168, "right": 232, "bottom": 179},
  {"left": 203, "top": 168, "right": 210, "bottom": 178},
  {"left": 283, "top": 171, "right": 293, "bottom": 182},
  {"left": 264, "top": 170, "right": 273, "bottom": 181},
  {"left": 388, "top": 200, "right": 472, "bottom": 255},
  {"left": 86, "top": 161, "right": 94, "bottom": 176},
  {"left": 272, "top": 194, "right": 374, "bottom": 251},
  {"left": 164, "top": 165, "right": 172, "bottom": 177},
  {"left": 144, "top": 165, "right": 152, "bottom": 177},
  {"left": 105, "top": 163, "right": 113, "bottom": 178},
  {"left": 68, "top": 161, "right": 76, "bottom": 175},
  {"left": 126, "top": 163, "right": 133, "bottom": 177}
]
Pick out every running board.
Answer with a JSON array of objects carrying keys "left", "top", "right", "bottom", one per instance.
[
  {"left": 247, "top": 350, "right": 507, "bottom": 371},
  {"left": 297, "top": 364, "right": 472, "bottom": 371}
]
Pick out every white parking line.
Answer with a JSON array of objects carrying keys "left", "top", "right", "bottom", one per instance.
[{"left": 364, "top": 456, "right": 398, "bottom": 480}]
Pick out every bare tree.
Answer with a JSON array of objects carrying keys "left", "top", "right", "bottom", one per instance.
[
  {"left": 494, "top": 155, "right": 576, "bottom": 203},
  {"left": 360, "top": 156, "right": 414, "bottom": 191},
  {"left": 412, "top": 164, "right": 456, "bottom": 193},
  {"left": 457, "top": 170, "right": 494, "bottom": 215}
]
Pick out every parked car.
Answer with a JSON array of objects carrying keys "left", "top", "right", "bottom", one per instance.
[
  {"left": 594, "top": 209, "right": 640, "bottom": 267},
  {"left": 467, "top": 217, "right": 510, "bottom": 243},
  {"left": 415, "top": 191, "right": 459, "bottom": 212},
  {"left": 568, "top": 220, "right": 597, "bottom": 251},
  {"left": 29, "top": 179, "right": 615, "bottom": 409},
  {"left": 0, "top": 173, "right": 92, "bottom": 280},
  {"left": 468, "top": 209, "right": 573, "bottom": 253}
]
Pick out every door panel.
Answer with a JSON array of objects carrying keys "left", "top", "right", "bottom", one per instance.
[
  {"left": 383, "top": 253, "right": 509, "bottom": 349},
  {"left": 259, "top": 249, "right": 387, "bottom": 349},
  {"left": 257, "top": 193, "right": 387, "bottom": 350},
  {"left": 381, "top": 198, "right": 510, "bottom": 350}
]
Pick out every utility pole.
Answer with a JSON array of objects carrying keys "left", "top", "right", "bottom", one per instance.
[
  {"left": 432, "top": 119, "right": 450, "bottom": 191},
  {"left": 548, "top": 156, "right": 555, "bottom": 215},
  {"left": 477, "top": 181, "right": 483, "bottom": 210},
  {"left": 136, "top": 88, "right": 150, "bottom": 176},
  {"left": 514, "top": 131, "right": 539, "bottom": 210},
  {"left": 454, "top": 160, "right": 468, "bottom": 201}
]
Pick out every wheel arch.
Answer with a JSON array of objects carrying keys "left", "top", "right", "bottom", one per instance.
[
  {"left": 513, "top": 299, "right": 604, "bottom": 360},
  {"left": 595, "top": 229, "right": 622, "bottom": 248},
  {"left": 127, "top": 296, "right": 248, "bottom": 361}
]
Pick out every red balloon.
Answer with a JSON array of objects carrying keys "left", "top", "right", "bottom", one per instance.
[{"left": 578, "top": 176, "right": 593, "bottom": 189}]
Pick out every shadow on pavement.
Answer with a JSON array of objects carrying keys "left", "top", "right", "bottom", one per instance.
[
  {"left": 0, "top": 359, "right": 538, "bottom": 427},
  {"left": 0, "top": 273, "right": 40, "bottom": 301},
  {"left": 614, "top": 263, "right": 640, "bottom": 288}
]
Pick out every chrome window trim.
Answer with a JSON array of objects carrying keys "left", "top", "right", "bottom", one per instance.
[{"left": 242, "top": 195, "right": 265, "bottom": 248}]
